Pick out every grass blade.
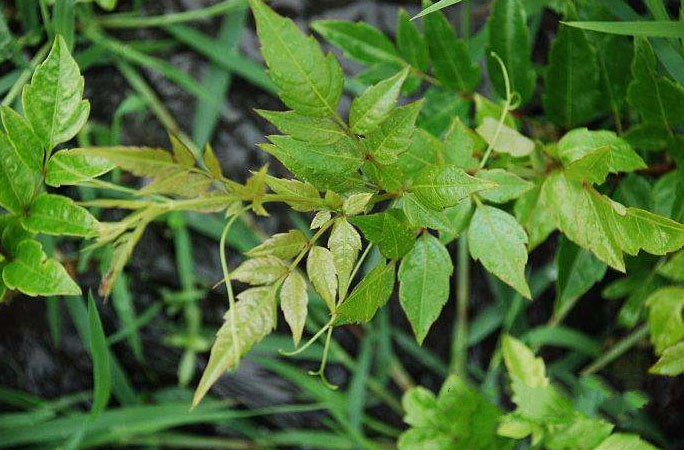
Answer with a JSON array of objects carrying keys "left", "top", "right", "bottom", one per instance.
[
  {"left": 564, "top": 21, "right": 684, "bottom": 38},
  {"left": 88, "top": 293, "right": 112, "bottom": 416},
  {"left": 412, "top": 0, "right": 464, "bottom": 20}
]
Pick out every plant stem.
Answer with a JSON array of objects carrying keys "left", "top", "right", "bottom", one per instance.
[
  {"left": 581, "top": 324, "right": 649, "bottom": 375},
  {"left": 450, "top": 236, "right": 470, "bottom": 377}
]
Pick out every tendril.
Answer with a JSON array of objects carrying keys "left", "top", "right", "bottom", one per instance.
[{"left": 308, "top": 326, "right": 338, "bottom": 390}]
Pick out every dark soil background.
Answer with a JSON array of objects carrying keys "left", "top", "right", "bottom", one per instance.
[{"left": 1, "top": 0, "right": 684, "bottom": 448}]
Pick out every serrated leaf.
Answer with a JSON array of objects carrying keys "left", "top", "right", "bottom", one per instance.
[
  {"left": 650, "top": 341, "right": 684, "bottom": 376},
  {"left": 138, "top": 169, "right": 211, "bottom": 199},
  {"left": 397, "top": 9, "right": 428, "bottom": 71},
  {"left": 169, "top": 134, "right": 196, "bottom": 167},
  {"left": 45, "top": 149, "right": 115, "bottom": 187},
  {"left": 311, "top": 20, "right": 403, "bottom": 66},
  {"left": 246, "top": 230, "right": 308, "bottom": 260},
  {"left": 0, "top": 131, "right": 37, "bottom": 214},
  {"left": 230, "top": 256, "right": 288, "bottom": 285},
  {"left": 1, "top": 106, "right": 43, "bottom": 172},
  {"left": 22, "top": 193, "right": 98, "bottom": 237},
  {"left": 423, "top": 1, "right": 481, "bottom": 92},
  {"left": 594, "top": 433, "right": 659, "bottom": 450},
  {"left": 658, "top": 250, "right": 684, "bottom": 281},
  {"left": 280, "top": 271, "right": 308, "bottom": 347},
  {"left": 265, "top": 175, "right": 321, "bottom": 212},
  {"left": 2, "top": 239, "right": 80, "bottom": 296},
  {"left": 558, "top": 128, "right": 646, "bottom": 184},
  {"left": 349, "top": 67, "right": 409, "bottom": 134},
  {"left": 403, "top": 193, "right": 454, "bottom": 232},
  {"left": 477, "top": 169, "right": 534, "bottom": 204},
  {"left": 476, "top": 117, "right": 535, "bottom": 158},
  {"left": 469, "top": 205, "right": 531, "bottom": 299},
  {"left": 399, "top": 233, "right": 453, "bottom": 344},
  {"left": 502, "top": 335, "right": 548, "bottom": 387},
  {"left": 203, "top": 143, "right": 223, "bottom": 179},
  {"left": 336, "top": 260, "right": 395, "bottom": 324},
  {"left": 544, "top": 23, "right": 601, "bottom": 128},
  {"left": 311, "top": 210, "right": 332, "bottom": 229},
  {"left": 487, "top": 0, "right": 536, "bottom": 105},
  {"left": 307, "top": 246, "right": 337, "bottom": 312},
  {"left": 326, "top": 220, "right": 360, "bottom": 301},
  {"left": 257, "top": 110, "right": 345, "bottom": 145},
  {"left": 366, "top": 100, "right": 423, "bottom": 165},
  {"left": 418, "top": 87, "right": 470, "bottom": 136},
  {"left": 412, "top": 165, "right": 496, "bottom": 210},
  {"left": 22, "top": 36, "right": 89, "bottom": 151},
  {"left": 76, "top": 146, "right": 176, "bottom": 177},
  {"left": 193, "top": 285, "right": 277, "bottom": 407},
  {"left": 645, "top": 287, "right": 684, "bottom": 355},
  {"left": 442, "top": 117, "right": 482, "bottom": 171},
  {"left": 249, "top": 0, "right": 343, "bottom": 117},
  {"left": 350, "top": 209, "right": 417, "bottom": 259},
  {"left": 342, "top": 193, "right": 373, "bottom": 216},
  {"left": 397, "top": 128, "right": 445, "bottom": 179},
  {"left": 440, "top": 197, "right": 475, "bottom": 244}
]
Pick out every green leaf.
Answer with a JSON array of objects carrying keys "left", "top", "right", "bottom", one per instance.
[
  {"left": 658, "top": 250, "right": 684, "bottom": 281},
  {"left": 349, "top": 67, "right": 409, "bottom": 134},
  {"left": 423, "top": 1, "right": 481, "bottom": 92},
  {"left": 487, "top": 0, "right": 536, "bottom": 105},
  {"left": 555, "top": 237, "right": 607, "bottom": 317},
  {"left": 396, "top": 128, "right": 445, "bottom": 179},
  {"left": 469, "top": 205, "right": 531, "bottom": 299},
  {"left": 342, "top": 193, "right": 373, "bottom": 216},
  {"left": 399, "top": 233, "right": 453, "bottom": 344},
  {"left": 193, "top": 285, "right": 277, "bottom": 407},
  {"left": 265, "top": 175, "right": 321, "bottom": 212},
  {"left": 22, "top": 36, "right": 89, "bottom": 151},
  {"left": 650, "top": 341, "right": 684, "bottom": 376},
  {"left": 403, "top": 193, "right": 455, "bottom": 232},
  {"left": 597, "top": 34, "right": 633, "bottom": 116},
  {"left": 564, "top": 21, "right": 684, "bottom": 38},
  {"left": 336, "top": 260, "right": 396, "bottom": 324},
  {"left": 328, "top": 218, "right": 361, "bottom": 301},
  {"left": 1, "top": 106, "right": 43, "bottom": 172},
  {"left": 477, "top": 169, "right": 534, "bottom": 204},
  {"left": 45, "top": 149, "right": 115, "bottom": 187},
  {"left": 412, "top": 164, "right": 497, "bottom": 210},
  {"left": 169, "top": 134, "right": 196, "bottom": 168},
  {"left": 203, "top": 144, "right": 223, "bottom": 179},
  {"left": 365, "top": 100, "right": 423, "bottom": 164},
  {"left": 307, "top": 246, "right": 337, "bottom": 312},
  {"left": 256, "top": 110, "right": 345, "bottom": 145},
  {"left": 311, "top": 20, "right": 403, "bottom": 66},
  {"left": 474, "top": 93, "right": 518, "bottom": 129},
  {"left": 0, "top": 131, "right": 37, "bottom": 214},
  {"left": 594, "top": 433, "right": 659, "bottom": 450},
  {"left": 230, "top": 256, "right": 288, "bottom": 285},
  {"left": 280, "top": 271, "right": 308, "bottom": 347},
  {"left": 246, "top": 230, "right": 308, "bottom": 260},
  {"left": 502, "top": 334, "right": 548, "bottom": 385},
  {"left": 413, "top": 0, "right": 465, "bottom": 20},
  {"left": 249, "top": 0, "right": 343, "bottom": 117},
  {"left": 442, "top": 117, "right": 483, "bottom": 171},
  {"left": 76, "top": 146, "right": 176, "bottom": 177},
  {"left": 544, "top": 24, "right": 601, "bottom": 128},
  {"left": 558, "top": 128, "right": 646, "bottom": 184},
  {"left": 475, "top": 118, "right": 535, "bottom": 157},
  {"left": 22, "top": 193, "right": 98, "bottom": 237},
  {"left": 515, "top": 178, "right": 557, "bottom": 250},
  {"left": 2, "top": 239, "right": 80, "bottom": 296},
  {"left": 397, "top": 10, "right": 428, "bottom": 72},
  {"left": 645, "top": 287, "right": 684, "bottom": 355},
  {"left": 627, "top": 37, "right": 684, "bottom": 131},
  {"left": 87, "top": 293, "right": 111, "bottom": 416},
  {"left": 417, "top": 87, "right": 470, "bottom": 136},
  {"left": 350, "top": 209, "right": 417, "bottom": 259}
]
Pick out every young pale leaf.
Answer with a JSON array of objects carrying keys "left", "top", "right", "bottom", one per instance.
[
  {"left": 328, "top": 218, "right": 361, "bottom": 301},
  {"left": 256, "top": 110, "right": 345, "bottom": 145},
  {"left": 402, "top": 193, "right": 454, "bottom": 232},
  {"left": 246, "top": 230, "right": 308, "bottom": 260},
  {"left": 650, "top": 341, "right": 684, "bottom": 376},
  {"left": 203, "top": 144, "right": 223, "bottom": 179},
  {"left": 397, "top": 10, "right": 428, "bottom": 72},
  {"left": 474, "top": 93, "right": 518, "bottom": 128},
  {"left": 365, "top": 100, "right": 423, "bottom": 165},
  {"left": 311, "top": 210, "right": 332, "bottom": 229},
  {"left": 169, "top": 134, "right": 196, "bottom": 168},
  {"left": 476, "top": 117, "right": 535, "bottom": 158},
  {"left": 23, "top": 193, "right": 98, "bottom": 237},
  {"left": 502, "top": 335, "right": 548, "bottom": 387},
  {"left": 1, "top": 106, "right": 43, "bottom": 172},
  {"left": 230, "top": 256, "right": 288, "bottom": 285},
  {"left": 412, "top": 165, "right": 496, "bottom": 210},
  {"left": 423, "top": 2, "right": 481, "bottom": 92},
  {"left": 22, "top": 36, "right": 89, "bottom": 151},
  {"left": 477, "top": 169, "right": 534, "bottom": 204},
  {"left": 594, "top": 434, "right": 659, "bottom": 450},
  {"left": 349, "top": 67, "right": 409, "bottom": 135},
  {"left": 76, "top": 146, "right": 176, "bottom": 177},
  {"left": 45, "top": 149, "right": 115, "bottom": 187},
  {"left": 350, "top": 209, "right": 417, "bottom": 259},
  {"left": 469, "top": 206, "right": 531, "bottom": 299},
  {"left": 658, "top": 250, "right": 684, "bottom": 282},
  {"left": 265, "top": 175, "right": 320, "bottom": 212},
  {"left": 558, "top": 128, "right": 646, "bottom": 184},
  {"left": 555, "top": 237, "right": 607, "bottom": 316},
  {"left": 2, "top": 239, "right": 80, "bottom": 296},
  {"left": 645, "top": 287, "right": 684, "bottom": 355},
  {"left": 193, "top": 286, "right": 277, "bottom": 407},
  {"left": 249, "top": 0, "right": 343, "bottom": 117},
  {"left": 398, "top": 233, "right": 453, "bottom": 344},
  {"left": 307, "top": 246, "right": 337, "bottom": 312},
  {"left": 343, "top": 193, "right": 374, "bottom": 216},
  {"left": 311, "top": 20, "right": 403, "bottom": 66},
  {"left": 0, "top": 132, "right": 37, "bottom": 214},
  {"left": 544, "top": 24, "right": 601, "bottom": 128},
  {"left": 336, "top": 260, "right": 395, "bottom": 324},
  {"left": 87, "top": 294, "right": 112, "bottom": 416},
  {"left": 487, "top": 0, "right": 536, "bottom": 105},
  {"left": 280, "top": 271, "right": 308, "bottom": 347}
]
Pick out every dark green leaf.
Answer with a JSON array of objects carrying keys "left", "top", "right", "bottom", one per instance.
[
  {"left": 349, "top": 67, "right": 409, "bottom": 134},
  {"left": 335, "top": 260, "right": 396, "bottom": 324},
  {"left": 350, "top": 209, "right": 417, "bottom": 259},
  {"left": 312, "top": 20, "right": 403, "bottom": 66},
  {"left": 87, "top": 293, "right": 112, "bottom": 416},
  {"left": 411, "top": 165, "right": 496, "bottom": 210}
]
